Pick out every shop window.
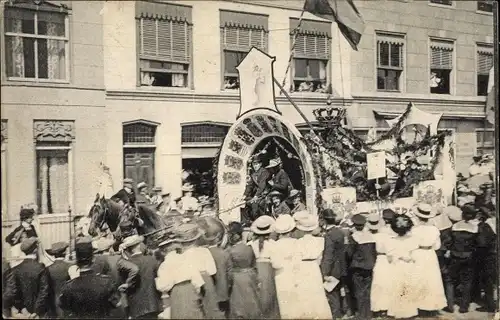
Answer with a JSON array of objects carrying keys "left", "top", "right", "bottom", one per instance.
[{"left": 477, "top": 44, "right": 493, "bottom": 96}]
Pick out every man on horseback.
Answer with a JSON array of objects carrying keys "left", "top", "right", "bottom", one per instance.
[{"left": 112, "top": 178, "right": 136, "bottom": 207}]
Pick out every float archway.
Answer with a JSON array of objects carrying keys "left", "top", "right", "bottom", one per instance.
[{"left": 217, "top": 109, "right": 317, "bottom": 223}]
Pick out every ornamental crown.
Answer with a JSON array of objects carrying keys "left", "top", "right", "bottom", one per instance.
[{"left": 313, "top": 107, "right": 347, "bottom": 128}]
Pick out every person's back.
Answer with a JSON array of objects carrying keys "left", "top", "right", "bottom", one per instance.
[
  {"left": 59, "top": 269, "right": 118, "bottom": 318},
  {"left": 128, "top": 253, "right": 162, "bottom": 318},
  {"left": 47, "top": 259, "right": 72, "bottom": 317}
]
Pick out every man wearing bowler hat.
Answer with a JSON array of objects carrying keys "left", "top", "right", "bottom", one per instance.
[
  {"left": 4, "top": 237, "right": 50, "bottom": 318},
  {"left": 46, "top": 242, "right": 72, "bottom": 317},
  {"left": 266, "top": 158, "right": 293, "bottom": 196},
  {"left": 321, "top": 209, "right": 350, "bottom": 318},
  {"left": 346, "top": 213, "right": 376, "bottom": 320},
  {"left": 59, "top": 239, "right": 120, "bottom": 318}
]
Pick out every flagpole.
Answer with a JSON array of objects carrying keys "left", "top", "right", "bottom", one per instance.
[{"left": 493, "top": 1, "right": 500, "bottom": 316}]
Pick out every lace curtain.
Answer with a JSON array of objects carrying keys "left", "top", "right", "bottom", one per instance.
[
  {"left": 39, "top": 11, "right": 66, "bottom": 79},
  {"left": 37, "top": 150, "right": 69, "bottom": 214}
]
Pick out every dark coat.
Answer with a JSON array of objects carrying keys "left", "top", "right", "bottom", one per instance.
[
  {"left": 5, "top": 225, "right": 38, "bottom": 246},
  {"left": 59, "top": 269, "right": 119, "bottom": 318},
  {"left": 270, "top": 169, "right": 293, "bottom": 195},
  {"left": 112, "top": 188, "right": 136, "bottom": 205},
  {"left": 4, "top": 258, "right": 50, "bottom": 316},
  {"left": 346, "top": 231, "right": 376, "bottom": 271},
  {"left": 99, "top": 253, "right": 139, "bottom": 289},
  {"left": 272, "top": 201, "right": 291, "bottom": 216},
  {"left": 92, "top": 255, "right": 111, "bottom": 275},
  {"left": 450, "top": 221, "right": 479, "bottom": 259},
  {"left": 208, "top": 246, "right": 231, "bottom": 303},
  {"left": 2, "top": 258, "right": 14, "bottom": 317},
  {"left": 47, "top": 259, "right": 73, "bottom": 317},
  {"left": 244, "top": 167, "right": 270, "bottom": 199},
  {"left": 127, "top": 253, "right": 162, "bottom": 318},
  {"left": 321, "top": 226, "right": 347, "bottom": 279}
]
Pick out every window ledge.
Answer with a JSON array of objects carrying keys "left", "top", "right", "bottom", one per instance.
[
  {"left": 219, "top": 90, "right": 240, "bottom": 95},
  {"left": 138, "top": 86, "right": 195, "bottom": 94},
  {"left": 5, "top": 78, "right": 70, "bottom": 86},
  {"left": 428, "top": 3, "right": 455, "bottom": 9},
  {"left": 290, "top": 91, "right": 330, "bottom": 98},
  {"left": 476, "top": 10, "right": 493, "bottom": 16}
]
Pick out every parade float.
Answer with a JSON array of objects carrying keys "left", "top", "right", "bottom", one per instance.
[{"left": 214, "top": 47, "right": 457, "bottom": 224}]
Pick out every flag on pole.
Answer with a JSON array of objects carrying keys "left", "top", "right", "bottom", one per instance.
[
  {"left": 486, "top": 66, "right": 495, "bottom": 124},
  {"left": 303, "top": 0, "right": 365, "bottom": 51}
]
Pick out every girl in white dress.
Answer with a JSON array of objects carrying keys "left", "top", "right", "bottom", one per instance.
[
  {"left": 293, "top": 214, "right": 332, "bottom": 319},
  {"left": 386, "top": 214, "right": 420, "bottom": 319},
  {"left": 270, "top": 215, "right": 301, "bottom": 319},
  {"left": 367, "top": 213, "right": 392, "bottom": 316},
  {"left": 411, "top": 204, "right": 447, "bottom": 315}
]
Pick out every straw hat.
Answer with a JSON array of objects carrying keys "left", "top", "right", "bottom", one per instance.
[
  {"left": 250, "top": 215, "right": 275, "bottom": 235},
  {"left": 296, "top": 214, "right": 319, "bottom": 232},
  {"left": 265, "top": 159, "right": 281, "bottom": 169},
  {"left": 274, "top": 214, "right": 296, "bottom": 234},
  {"left": 268, "top": 190, "right": 284, "bottom": 199},
  {"left": 173, "top": 223, "right": 204, "bottom": 243},
  {"left": 123, "top": 178, "right": 134, "bottom": 187},
  {"left": 137, "top": 182, "right": 147, "bottom": 190},
  {"left": 92, "top": 238, "right": 115, "bottom": 253},
  {"left": 293, "top": 210, "right": 310, "bottom": 222},
  {"left": 443, "top": 205, "right": 462, "bottom": 222},
  {"left": 152, "top": 186, "right": 162, "bottom": 192},
  {"left": 181, "top": 183, "right": 194, "bottom": 192},
  {"left": 120, "top": 235, "right": 144, "bottom": 250},
  {"left": 288, "top": 189, "right": 300, "bottom": 199},
  {"left": 414, "top": 203, "right": 437, "bottom": 219},
  {"left": 366, "top": 213, "right": 382, "bottom": 230}
]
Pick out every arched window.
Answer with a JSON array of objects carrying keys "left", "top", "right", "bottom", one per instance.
[{"left": 122, "top": 120, "right": 159, "bottom": 189}]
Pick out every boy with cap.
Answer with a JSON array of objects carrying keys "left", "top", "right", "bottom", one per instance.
[
  {"left": 4, "top": 237, "right": 50, "bottom": 318},
  {"left": 59, "top": 239, "right": 120, "bottom": 318},
  {"left": 449, "top": 203, "right": 480, "bottom": 313},
  {"left": 346, "top": 213, "right": 376, "bottom": 320},
  {"left": 46, "top": 242, "right": 72, "bottom": 317},
  {"left": 320, "top": 209, "right": 349, "bottom": 318}
]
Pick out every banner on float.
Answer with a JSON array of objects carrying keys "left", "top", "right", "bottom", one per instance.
[
  {"left": 356, "top": 197, "right": 415, "bottom": 217},
  {"left": 413, "top": 180, "right": 447, "bottom": 207},
  {"left": 321, "top": 187, "right": 357, "bottom": 219}
]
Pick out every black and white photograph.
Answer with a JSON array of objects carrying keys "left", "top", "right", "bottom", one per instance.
[{"left": 1, "top": 0, "right": 499, "bottom": 319}]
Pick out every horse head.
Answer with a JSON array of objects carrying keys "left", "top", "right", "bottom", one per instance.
[{"left": 88, "top": 193, "right": 108, "bottom": 237}]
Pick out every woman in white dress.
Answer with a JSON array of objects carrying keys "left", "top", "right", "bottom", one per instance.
[
  {"left": 386, "top": 214, "right": 420, "bottom": 319},
  {"left": 293, "top": 214, "right": 332, "bottom": 319},
  {"left": 411, "top": 204, "right": 447, "bottom": 315},
  {"left": 270, "top": 214, "right": 301, "bottom": 319},
  {"left": 367, "top": 213, "right": 392, "bottom": 317}
]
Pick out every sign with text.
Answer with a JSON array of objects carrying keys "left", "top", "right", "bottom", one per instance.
[
  {"left": 356, "top": 197, "right": 415, "bottom": 218},
  {"left": 413, "top": 180, "right": 447, "bottom": 207},
  {"left": 321, "top": 187, "right": 357, "bottom": 219},
  {"left": 367, "top": 151, "right": 386, "bottom": 180}
]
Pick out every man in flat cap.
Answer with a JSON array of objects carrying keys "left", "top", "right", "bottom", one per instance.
[
  {"left": 4, "top": 237, "right": 50, "bottom": 318},
  {"left": 59, "top": 239, "right": 120, "bottom": 318},
  {"left": 46, "top": 242, "right": 72, "bottom": 317},
  {"left": 346, "top": 213, "right": 376, "bottom": 320}
]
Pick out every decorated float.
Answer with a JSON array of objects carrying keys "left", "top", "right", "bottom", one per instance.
[{"left": 214, "top": 47, "right": 457, "bottom": 225}]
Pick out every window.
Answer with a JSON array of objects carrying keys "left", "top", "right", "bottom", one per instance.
[
  {"left": 220, "top": 10, "right": 268, "bottom": 90},
  {"left": 136, "top": 2, "right": 192, "bottom": 88},
  {"left": 477, "top": 44, "right": 493, "bottom": 96},
  {"left": 430, "top": 39, "right": 454, "bottom": 94},
  {"left": 4, "top": 3, "right": 69, "bottom": 81},
  {"left": 353, "top": 129, "right": 369, "bottom": 141},
  {"left": 430, "top": 0, "right": 452, "bottom": 5},
  {"left": 123, "top": 121, "right": 158, "bottom": 187},
  {"left": 476, "top": 129, "right": 495, "bottom": 156},
  {"left": 290, "top": 19, "right": 332, "bottom": 93},
  {"left": 182, "top": 123, "right": 229, "bottom": 144},
  {"left": 33, "top": 120, "right": 74, "bottom": 214},
  {"left": 376, "top": 33, "right": 404, "bottom": 91},
  {"left": 477, "top": 1, "right": 493, "bottom": 12}
]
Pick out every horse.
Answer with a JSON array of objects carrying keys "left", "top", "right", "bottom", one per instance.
[{"left": 88, "top": 194, "right": 167, "bottom": 238}]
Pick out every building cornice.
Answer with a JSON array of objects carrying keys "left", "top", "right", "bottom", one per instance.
[{"left": 352, "top": 93, "right": 486, "bottom": 108}]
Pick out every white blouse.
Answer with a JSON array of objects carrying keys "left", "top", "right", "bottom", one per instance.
[{"left": 155, "top": 251, "right": 206, "bottom": 293}]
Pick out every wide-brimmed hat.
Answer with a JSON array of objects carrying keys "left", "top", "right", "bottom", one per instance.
[
  {"left": 268, "top": 190, "right": 284, "bottom": 199},
  {"left": 296, "top": 214, "right": 319, "bottom": 232},
  {"left": 250, "top": 215, "right": 275, "bottom": 235},
  {"left": 92, "top": 238, "right": 115, "bottom": 253},
  {"left": 181, "top": 183, "right": 194, "bottom": 192},
  {"left": 152, "top": 186, "right": 162, "bottom": 192},
  {"left": 382, "top": 209, "right": 396, "bottom": 221},
  {"left": 414, "top": 203, "right": 436, "bottom": 219},
  {"left": 265, "top": 159, "right": 281, "bottom": 169},
  {"left": 137, "top": 182, "right": 147, "bottom": 190},
  {"left": 443, "top": 205, "right": 462, "bottom": 222},
  {"left": 366, "top": 213, "right": 382, "bottom": 230},
  {"left": 174, "top": 196, "right": 182, "bottom": 203},
  {"left": 20, "top": 208, "right": 35, "bottom": 220},
  {"left": 120, "top": 235, "right": 144, "bottom": 250},
  {"left": 46, "top": 241, "right": 69, "bottom": 256},
  {"left": 20, "top": 237, "right": 39, "bottom": 254},
  {"left": 161, "top": 191, "right": 171, "bottom": 197},
  {"left": 274, "top": 214, "right": 296, "bottom": 234},
  {"left": 288, "top": 189, "right": 300, "bottom": 198},
  {"left": 293, "top": 210, "right": 310, "bottom": 222},
  {"left": 173, "top": 223, "right": 204, "bottom": 242}
]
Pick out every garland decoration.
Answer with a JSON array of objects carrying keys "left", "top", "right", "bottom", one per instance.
[{"left": 212, "top": 145, "right": 222, "bottom": 211}]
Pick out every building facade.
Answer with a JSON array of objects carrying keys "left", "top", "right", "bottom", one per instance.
[
  {"left": 1, "top": 0, "right": 106, "bottom": 218},
  {"left": 1, "top": 0, "right": 495, "bottom": 215}
]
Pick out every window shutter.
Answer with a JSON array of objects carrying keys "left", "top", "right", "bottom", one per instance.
[
  {"left": 220, "top": 10, "right": 268, "bottom": 52},
  {"left": 477, "top": 49, "right": 493, "bottom": 75},
  {"left": 376, "top": 33, "right": 405, "bottom": 69},
  {"left": 141, "top": 19, "right": 157, "bottom": 58},
  {"left": 292, "top": 34, "right": 330, "bottom": 59},
  {"left": 430, "top": 40, "right": 454, "bottom": 69}
]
